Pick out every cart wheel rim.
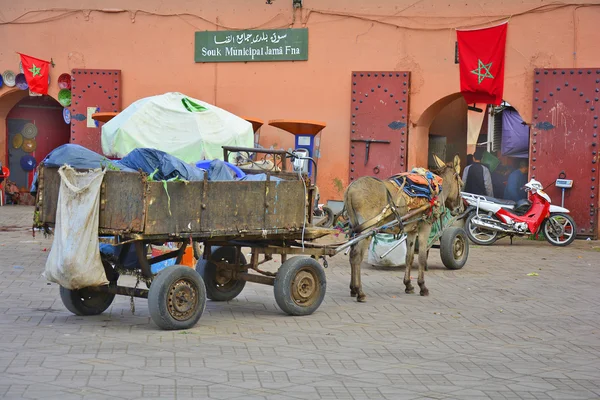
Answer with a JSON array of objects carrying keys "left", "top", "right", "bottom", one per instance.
[
  {"left": 167, "top": 278, "right": 198, "bottom": 321},
  {"left": 453, "top": 235, "right": 465, "bottom": 259},
  {"left": 215, "top": 263, "right": 233, "bottom": 286},
  {"left": 291, "top": 268, "right": 319, "bottom": 307}
]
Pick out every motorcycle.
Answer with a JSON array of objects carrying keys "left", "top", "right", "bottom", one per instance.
[{"left": 462, "top": 179, "right": 577, "bottom": 246}]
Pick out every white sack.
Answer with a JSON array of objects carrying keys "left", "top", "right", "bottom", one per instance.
[
  {"left": 367, "top": 234, "right": 407, "bottom": 267},
  {"left": 44, "top": 166, "right": 108, "bottom": 290}
]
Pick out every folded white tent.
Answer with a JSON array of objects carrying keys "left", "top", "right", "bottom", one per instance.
[{"left": 101, "top": 92, "right": 253, "bottom": 163}]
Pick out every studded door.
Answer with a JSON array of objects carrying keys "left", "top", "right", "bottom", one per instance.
[
  {"left": 531, "top": 68, "right": 600, "bottom": 238},
  {"left": 70, "top": 69, "right": 122, "bottom": 153},
  {"left": 349, "top": 71, "right": 410, "bottom": 182}
]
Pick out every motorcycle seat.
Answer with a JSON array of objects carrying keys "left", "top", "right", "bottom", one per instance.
[{"left": 482, "top": 196, "right": 515, "bottom": 206}]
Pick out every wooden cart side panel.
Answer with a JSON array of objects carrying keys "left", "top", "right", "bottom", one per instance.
[
  {"left": 265, "top": 180, "right": 306, "bottom": 230},
  {"left": 100, "top": 172, "right": 146, "bottom": 232},
  {"left": 142, "top": 180, "right": 306, "bottom": 236},
  {"left": 204, "top": 181, "right": 267, "bottom": 234},
  {"left": 38, "top": 167, "right": 61, "bottom": 224},
  {"left": 143, "top": 181, "right": 204, "bottom": 235},
  {"left": 37, "top": 167, "right": 146, "bottom": 232}
]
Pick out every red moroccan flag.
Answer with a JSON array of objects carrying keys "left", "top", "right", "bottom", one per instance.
[
  {"left": 457, "top": 22, "right": 508, "bottom": 105},
  {"left": 18, "top": 53, "right": 50, "bottom": 95}
]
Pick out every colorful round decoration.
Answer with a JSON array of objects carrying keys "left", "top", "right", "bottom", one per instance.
[
  {"left": 22, "top": 123, "right": 38, "bottom": 139},
  {"left": 22, "top": 138, "right": 37, "bottom": 153},
  {"left": 58, "top": 89, "right": 71, "bottom": 107},
  {"left": 58, "top": 73, "right": 71, "bottom": 89},
  {"left": 12, "top": 133, "right": 24, "bottom": 149},
  {"left": 0, "top": 74, "right": 3, "bottom": 88},
  {"left": 63, "top": 107, "right": 71, "bottom": 124},
  {"left": 20, "top": 155, "right": 37, "bottom": 172},
  {"left": 2, "top": 70, "right": 16, "bottom": 87},
  {"left": 15, "top": 73, "right": 28, "bottom": 90}
]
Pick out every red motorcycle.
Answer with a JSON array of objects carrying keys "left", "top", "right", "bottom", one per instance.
[{"left": 462, "top": 179, "right": 577, "bottom": 246}]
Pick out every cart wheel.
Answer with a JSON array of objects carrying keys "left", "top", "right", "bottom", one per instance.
[
  {"left": 196, "top": 246, "right": 247, "bottom": 302},
  {"left": 440, "top": 227, "right": 469, "bottom": 270},
  {"left": 274, "top": 257, "right": 326, "bottom": 316},
  {"left": 148, "top": 265, "right": 206, "bottom": 330},
  {"left": 60, "top": 286, "right": 115, "bottom": 316}
]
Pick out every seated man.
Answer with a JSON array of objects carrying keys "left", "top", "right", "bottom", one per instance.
[{"left": 504, "top": 160, "right": 529, "bottom": 201}]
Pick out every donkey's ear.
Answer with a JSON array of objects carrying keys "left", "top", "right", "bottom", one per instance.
[
  {"left": 433, "top": 154, "right": 446, "bottom": 169},
  {"left": 453, "top": 154, "right": 461, "bottom": 175}
]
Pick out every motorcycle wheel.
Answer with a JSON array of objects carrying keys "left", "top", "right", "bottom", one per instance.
[
  {"left": 465, "top": 212, "right": 500, "bottom": 246},
  {"left": 543, "top": 213, "right": 577, "bottom": 246}
]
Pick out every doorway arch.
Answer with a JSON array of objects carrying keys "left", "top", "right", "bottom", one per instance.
[
  {"left": 4, "top": 94, "right": 70, "bottom": 197},
  {"left": 410, "top": 93, "right": 529, "bottom": 175},
  {"left": 409, "top": 93, "right": 464, "bottom": 168}
]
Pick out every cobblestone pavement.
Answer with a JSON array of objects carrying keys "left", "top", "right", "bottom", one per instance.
[{"left": 1, "top": 205, "right": 600, "bottom": 400}]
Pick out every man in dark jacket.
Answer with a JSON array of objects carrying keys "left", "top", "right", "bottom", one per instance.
[{"left": 461, "top": 148, "right": 493, "bottom": 196}]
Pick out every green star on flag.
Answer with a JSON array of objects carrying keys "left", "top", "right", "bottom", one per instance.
[
  {"left": 471, "top": 59, "right": 494, "bottom": 84},
  {"left": 28, "top": 64, "right": 41, "bottom": 77}
]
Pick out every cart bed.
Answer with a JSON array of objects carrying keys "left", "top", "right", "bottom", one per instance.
[{"left": 36, "top": 165, "right": 324, "bottom": 240}]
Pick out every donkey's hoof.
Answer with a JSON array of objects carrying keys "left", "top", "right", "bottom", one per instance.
[
  {"left": 357, "top": 294, "right": 367, "bottom": 303},
  {"left": 420, "top": 288, "right": 430, "bottom": 296},
  {"left": 350, "top": 291, "right": 357, "bottom": 298},
  {"left": 405, "top": 286, "right": 415, "bottom": 294}
]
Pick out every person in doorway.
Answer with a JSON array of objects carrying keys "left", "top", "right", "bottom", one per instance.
[
  {"left": 504, "top": 160, "right": 529, "bottom": 201},
  {"left": 466, "top": 154, "right": 474, "bottom": 167},
  {"left": 491, "top": 165, "right": 509, "bottom": 198},
  {"left": 462, "top": 148, "right": 493, "bottom": 196}
]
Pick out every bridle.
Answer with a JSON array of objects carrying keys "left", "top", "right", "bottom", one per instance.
[{"left": 432, "top": 165, "right": 464, "bottom": 216}]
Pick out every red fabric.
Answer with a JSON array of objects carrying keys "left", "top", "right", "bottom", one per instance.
[
  {"left": 457, "top": 22, "right": 508, "bottom": 106},
  {"left": 18, "top": 53, "right": 50, "bottom": 95}
]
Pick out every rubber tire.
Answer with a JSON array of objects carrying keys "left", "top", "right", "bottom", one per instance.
[
  {"left": 440, "top": 227, "right": 469, "bottom": 270},
  {"left": 60, "top": 286, "right": 115, "bottom": 316},
  {"left": 543, "top": 213, "right": 577, "bottom": 247},
  {"left": 465, "top": 212, "right": 499, "bottom": 246},
  {"left": 148, "top": 265, "right": 206, "bottom": 330},
  {"left": 317, "top": 207, "right": 335, "bottom": 228},
  {"left": 196, "top": 246, "right": 247, "bottom": 302},
  {"left": 274, "top": 256, "right": 326, "bottom": 316}
]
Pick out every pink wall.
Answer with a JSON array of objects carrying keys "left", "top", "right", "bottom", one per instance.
[{"left": 1, "top": 1, "right": 599, "bottom": 201}]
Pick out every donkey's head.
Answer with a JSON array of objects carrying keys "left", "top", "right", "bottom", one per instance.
[{"left": 432, "top": 154, "right": 464, "bottom": 215}]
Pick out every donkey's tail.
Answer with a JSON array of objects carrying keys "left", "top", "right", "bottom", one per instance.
[{"left": 343, "top": 181, "right": 360, "bottom": 233}]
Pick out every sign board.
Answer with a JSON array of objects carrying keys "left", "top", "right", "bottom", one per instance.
[{"left": 195, "top": 28, "right": 308, "bottom": 63}]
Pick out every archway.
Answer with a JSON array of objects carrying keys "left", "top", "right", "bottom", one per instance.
[
  {"left": 4, "top": 94, "right": 69, "bottom": 204},
  {"left": 412, "top": 92, "right": 530, "bottom": 198}
]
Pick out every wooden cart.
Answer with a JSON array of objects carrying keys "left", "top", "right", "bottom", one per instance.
[{"left": 35, "top": 151, "right": 342, "bottom": 330}]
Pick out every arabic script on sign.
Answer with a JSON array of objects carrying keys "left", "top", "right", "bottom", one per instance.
[{"left": 214, "top": 32, "right": 287, "bottom": 45}]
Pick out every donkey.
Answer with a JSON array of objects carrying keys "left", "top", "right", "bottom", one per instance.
[{"left": 344, "top": 155, "right": 464, "bottom": 302}]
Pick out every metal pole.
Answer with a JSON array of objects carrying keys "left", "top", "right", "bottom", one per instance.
[
  {"left": 379, "top": 234, "right": 407, "bottom": 259},
  {"left": 561, "top": 188, "right": 565, "bottom": 208}
]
